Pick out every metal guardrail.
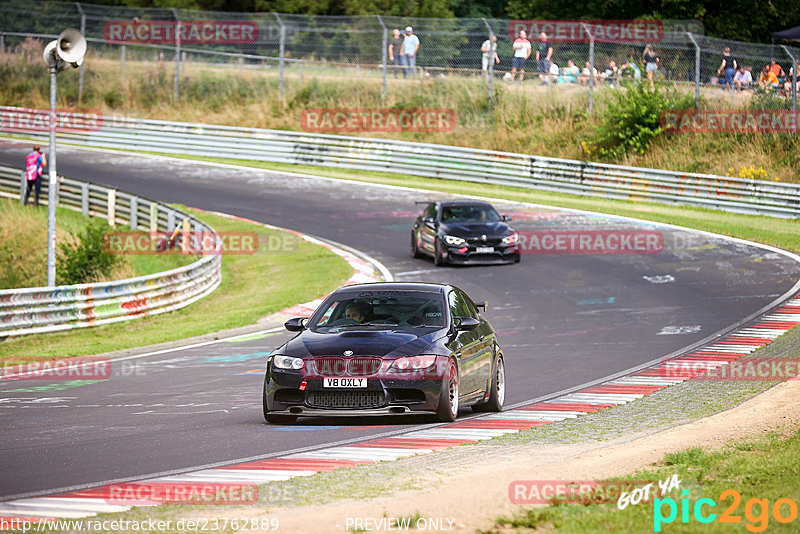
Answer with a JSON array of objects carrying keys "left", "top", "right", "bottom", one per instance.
[
  {"left": 0, "top": 164, "right": 222, "bottom": 336},
  {"left": 2, "top": 108, "right": 795, "bottom": 218}
]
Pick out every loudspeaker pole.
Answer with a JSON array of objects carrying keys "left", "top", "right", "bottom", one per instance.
[{"left": 46, "top": 62, "right": 58, "bottom": 287}]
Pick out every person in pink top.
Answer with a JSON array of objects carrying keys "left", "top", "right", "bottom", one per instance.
[
  {"left": 24, "top": 145, "right": 47, "bottom": 207},
  {"left": 510, "top": 30, "right": 531, "bottom": 83}
]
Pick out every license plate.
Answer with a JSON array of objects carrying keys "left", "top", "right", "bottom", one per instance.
[
  {"left": 475, "top": 246, "right": 494, "bottom": 253},
  {"left": 323, "top": 377, "right": 367, "bottom": 388}
]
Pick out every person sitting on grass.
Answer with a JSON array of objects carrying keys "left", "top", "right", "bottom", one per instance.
[
  {"left": 733, "top": 65, "right": 752, "bottom": 91},
  {"left": 758, "top": 66, "right": 780, "bottom": 92},
  {"left": 558, "top": 59, "right": 579, "bottom": 84},
  {"left": 578, "top": 61, "right": 598, "bottom": 85}
]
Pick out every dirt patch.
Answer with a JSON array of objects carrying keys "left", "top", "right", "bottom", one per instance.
[{"left": 262, "top": 379, "right": 800, "bottom": 533}]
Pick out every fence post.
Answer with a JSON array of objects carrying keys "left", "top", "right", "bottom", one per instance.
[
  {"left": 167, "top": 210, "right": 175, "bottom": 232},
  {"left": 172, "top": 8, "right": 181, "bottom": 102},
  {"left": 107, "top": 189, "right": 116, "bottom": 227},
  {"left": 121, "top": 44, "right": 126, "bottom": 71},
  {"left": 583, "top": 23, "right": 595, "bottom": 112},
  {"left": 274, "top": 13, "right": 285, "bottom": 96},
  {"left": 1, "top": 34, "right": 5, "bottom": 55},
  {"left": 19, "top": 171, "right": 25, "bottom": 204},
  {"left": 75, "top": 2, "right": 86, "bottom": 103},
  {"left": 482, "top": 19, "right": 495, "bottom": 107},
  {"left": 149, "top": 202, "right": 158, "bottom": 233},
  {"left": 377, "top": 15, "right": 387, "bottom": 102},
  {"left": 782, "top": 45, "right": 797, "bottom": 136},
  {"left": 81, "top": 183, "right": 88, "bottom": 216},
  {"left": 686, "top": 32, "right": 701, "bottom": 109},
  {"left": 130, "top": 196, "right": 138, "bottom": 230}
]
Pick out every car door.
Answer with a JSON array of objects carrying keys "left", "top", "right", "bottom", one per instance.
[
  {"left": 463, "top": 293, "right": 495, "bottom": 395},
  {"left": 416, "top": 202, "right": 439, "bottom": 255},
  {"left": 448, "top": 289, "right": 484, "bottom": 399}
]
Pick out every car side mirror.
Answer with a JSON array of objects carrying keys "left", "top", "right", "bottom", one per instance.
[
  {"left": 501, "top": 214, "right": 512, "bottom": 222},
  {"left": 475, "top": 301, "right": 488, "bottom": 311},
  {"left": 284, "top": 317, "right": 307, "bottom": 332},
  {"left": 454, "top": 316, "right": 480, "bottom": 331},
  {"left": 423, "top": 216, "right": 436, "bottom": 227}
]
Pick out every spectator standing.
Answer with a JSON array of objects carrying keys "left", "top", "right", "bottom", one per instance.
[
  {"left": 24, "top": 145, "right": 46, "bottom": 207},
  {"left": 536, "top": 32, "right": 553, "bottom": 84},
  {"left": 481, "top": 35, "right": 499, "bottom": 78},
  {"left": 388, "top": 28, "right": 404, "bottom": 78},
  {"left": 642, "top": 44, "right": 660, "bottom": 91},
  {"left": 785, "top": 60, "right": 800, "bottom": 93},
  {"left": 733, "top": 65, "right": 752, "bottom": 91},
  {"left": 400, "top": 26, "right": 420, "bottom": 78},
  {"left": 716, "top": 47, "right": 737, "bottom": 90},
  {"left": 510, "top": 30, "right": 531, "bottom": 83}
]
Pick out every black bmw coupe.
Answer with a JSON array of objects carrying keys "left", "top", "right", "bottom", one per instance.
[
  {"left": 411, "top": 200, "right": 520, "bottom": 266},
  {"left": 263, "top": 282, "right": 506, "bottom": 424}
]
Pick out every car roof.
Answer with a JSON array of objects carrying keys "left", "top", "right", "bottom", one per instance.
[
  {"left": 333, "top": 282, "right": 449, "bottom": 294},
  {"left": 438, "top": 200, "right": 494, "bottom": 208}
]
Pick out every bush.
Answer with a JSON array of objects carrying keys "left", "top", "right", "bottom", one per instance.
[
  {"left": 590, "top": 82, "right": 696, "bottom": 159},
  {"left": 57, "top": 222, "right": 117, "bottom": 285}
]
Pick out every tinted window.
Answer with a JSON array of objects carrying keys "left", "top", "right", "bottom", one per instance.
[
  {"left": 312, "top": 291, "right": 446, "bottom": 329},
  {"left": 448, "top": 290, "right": 478, "bottom": 319},
  {"left": 424, "top": 203, "right": 438, "bottom": 219},
  {"left": 441, "top": 205, "right": 500, "bottom": 223}
]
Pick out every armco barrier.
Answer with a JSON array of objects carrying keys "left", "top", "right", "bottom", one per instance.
[
  {"left": 0, "top": 164, "right": 221, "bottom": 336},
  {"left": 2, "top": 107, "right": 797, "bottom": 218}
]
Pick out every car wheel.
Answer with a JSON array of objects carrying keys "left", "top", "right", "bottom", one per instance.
[
  {"left": 411, "top": 231, "right": 423, "bottom": 258},
  {"left": 474, "top": 356, "right": 505, "bottom": 412},
  {"left": 433, "top": 238, "right": 448, "bottom": 267},
  {"left": 263, "top": 378, "right": 298, "bottom": 424},
  {"left": 436, "top": 359, "right": 459, "bottom": 422}
]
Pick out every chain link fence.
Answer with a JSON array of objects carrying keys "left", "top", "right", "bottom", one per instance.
[{"left": 1, "top": 0, "right": 798, "bottom": 113}]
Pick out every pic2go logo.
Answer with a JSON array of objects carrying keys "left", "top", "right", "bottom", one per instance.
[{"left": 654, "top": 489, "right": 799, "bottom": 532}]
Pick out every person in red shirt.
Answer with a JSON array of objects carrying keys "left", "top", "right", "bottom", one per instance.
[{"left": 768, "top": 58, "right": 786, "bottom": 82}]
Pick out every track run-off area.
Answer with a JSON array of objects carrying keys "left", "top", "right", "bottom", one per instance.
[{"left": 1, "top": 139, "right": 800, "bottom": 512}]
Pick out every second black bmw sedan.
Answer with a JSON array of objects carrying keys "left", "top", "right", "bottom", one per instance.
[
  {"left": 263, "top": 282, "right": 506, "bottom": 424},
  {"left": 411, "top": 200, "right": 520, "bottom": 266}
]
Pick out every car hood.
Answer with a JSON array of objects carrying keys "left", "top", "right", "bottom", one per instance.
[
  {"left": 281, "top": 328, "right": 441, "bottom": 358},
  {"left": 440, "top": 221, "right": 511, "bottom": 238}
]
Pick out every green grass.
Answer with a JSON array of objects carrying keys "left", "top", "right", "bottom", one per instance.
[
  {"left": 0, "top": 207, "right": 352, "bottom": 362},
  {"left": 160, "top": 154, "right": 800, "bottom": 255},
  {"left": 484, "top": 429, "right": 800, "bottom": 533}
]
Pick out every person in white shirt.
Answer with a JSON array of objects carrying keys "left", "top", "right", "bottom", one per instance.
[
  {"left": 733, "top": 65, "right": 753, "bottom": 90},
  {"left": 510, "top": 30, "right": 531, "bottom": 83},
  {"left": 481, "top": 35, "right": 499, "bottom": 77}
]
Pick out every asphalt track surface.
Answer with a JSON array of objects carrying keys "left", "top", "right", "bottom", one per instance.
[{"left": 1, "top": 139, "right": 799, "bottom": 500}]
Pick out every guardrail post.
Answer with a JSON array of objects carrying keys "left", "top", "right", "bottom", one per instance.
[
  {"left": 75, "top": 2, "right": 86, "bottom": 103},
  {"left": 19, "top": 171, "right": 25, "bottom": 204},
  {"left": 81, "top": 182, "right": 88, "bottom": 216},
  {"left": 149, "top": 202, "right": 158, "bottom": 233},
  {"left": 172, "top": 8, "right": 181, "bottom": 102},
  {"left": 782, "top": 45, "right": 797, "bottom": 136},
  {"left": 377, "top": 15, "right": 387, "bottom": 102},
  {"left": 107, "top": 189, "right": 116, "bottom": 226},
  {"left": 686, "top": 32, "right": 701, "bottom": 109},
  {"left": 274, "top": 13, "right": 285, "bottom": 96},
  {"left": 129, "top": 196, "right": 138, "bottom": 230},
  {"left": 167, "top": 210, "right": 175, "bottom": 232}
]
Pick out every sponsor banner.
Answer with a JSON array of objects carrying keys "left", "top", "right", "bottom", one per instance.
[
  {"left": 104, "top": 483, "right": 258, "bottom": 505},
  {"left": 517, "top": 230, "right": 663, "bottom": 254},
  {"left": 658, "top": 358, "right": 800, "bottom": 381},
  {"left": 0, "top": 357, "right": 111, "bottom": 380},
  {"left": 509, "top": 480, "right": 657, "bottom": 504},
  {"left": 0, "top": 106, "right": 102, "bottom": 133},
  {"left": 507, "top": 20, "right": 663, "bottom": 43},
  {"left": 103, "top": 231, "right": 269, "bottom": 256},
  {"left": 104, "top": 20, "right": 259, "bottom": 44},
  {"left": 662, "top": 110, "right": 800, "bottom": 133},
  {"left": 301, "top": 108, "right": 456, "bottom": 133}
]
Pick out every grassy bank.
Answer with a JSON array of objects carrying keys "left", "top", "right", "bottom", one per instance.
[
  {"left": 0, "top": 207, "right": 352, "bottom": 361},
  {"left": 0, "top": 197, "right": 192, "bottom": 288},
  {"left": 1, "top": 53, "right": 798, "bottom": 182}
]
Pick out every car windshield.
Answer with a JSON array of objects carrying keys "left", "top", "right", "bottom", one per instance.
[
  {"left": 311, "top": 291, "right": 446, "bottom": 329},
  {"left": 440, "top": 205, "right": 501, "bottom": 223}
]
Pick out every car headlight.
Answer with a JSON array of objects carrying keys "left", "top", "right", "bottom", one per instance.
[
  {"left": 390, "top": 355, "right": 438, "bottom": 371},
  {"left": 502, "top": 232, "right": 519, "bottom": 245},
  {"left": 273, "top": 355, "right": 305, "bottom": 370},
  {"left": 444, "top": 235, "right": 466, "bottom": 246}
]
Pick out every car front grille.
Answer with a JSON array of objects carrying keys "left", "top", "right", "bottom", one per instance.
[
  {"left": 306, "top": 391, "right": 385, "bottom": 409},
  {"left": 466, "top": 237, "right": 502, "bottom": 246},
  {"left": 312, "top": 357, "right": 382, "bottom": 376}
]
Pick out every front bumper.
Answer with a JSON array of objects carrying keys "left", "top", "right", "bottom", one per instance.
[{"left": 445, "top": 243, "right": 519, "bottom": 264}]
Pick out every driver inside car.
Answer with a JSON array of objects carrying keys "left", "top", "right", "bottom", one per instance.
[{"left": 344, "top": 302, "right": 371, "bottom": 323}]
